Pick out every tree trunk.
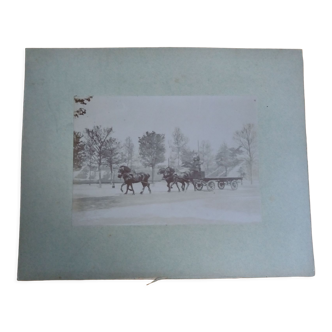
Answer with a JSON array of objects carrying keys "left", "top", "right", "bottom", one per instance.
[
  {"left": 98, "top": 164, "right": 102, "bottom": 188},
  {"left": 89, "top": 166, "right": 91, "bottom": 185},
  {"left": 110, "top": 164, "right": 115, "bottom": 188},
  {"left": 250, "top": 163, "right": 253, "bottom": 184},
  {"left": 151, "top": 165, "right": 155, "bottom": 183}
]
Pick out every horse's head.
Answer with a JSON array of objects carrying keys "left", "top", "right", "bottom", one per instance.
[
  {"left": 123, "top": 165, "right": 131, "bottom": 173},
  {"left": 164, "top": 170, "right": 172, "bottom": 178},
  {"left": 118, "top": 165, "right": 131, "bottom": 178},
  {"left": 165, "top": 166, "right": 175, "bottom": 173},
  {"left": 117, "top": 166, "right": 125, "bottom": 178}
]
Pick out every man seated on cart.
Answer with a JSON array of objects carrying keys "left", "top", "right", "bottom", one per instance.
[{"left": 192, "top": 155, "right": 204, "bottom": 178}]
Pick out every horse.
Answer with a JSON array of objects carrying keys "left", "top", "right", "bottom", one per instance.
[
  {"left": 158, "top": 167, "right": 182, "bottom": 192},
  {"left": 118, "top": 166, "right": 133, "bottom": 192},
  {"left": 117, "top": 165, "right": 151, "bottom": 195},
  {"left": 175, "top": 169, "right": 197, "bottom": 191},
  {"left": 159, "top": 167, "right": 196, "bottom": 191}
]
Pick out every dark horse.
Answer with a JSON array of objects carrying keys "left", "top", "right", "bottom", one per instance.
[
  {"left": 175, "top": 169, "right": 197, "bottom": 191},
  {"left": 159, "top": 167, "right": 196, "bottom": 191},
  {"left": 117, "top": 165, "right": 151, "bottom": 195},
  {"left": 158, "top": 167, "right": 182, "bottom": 192}
]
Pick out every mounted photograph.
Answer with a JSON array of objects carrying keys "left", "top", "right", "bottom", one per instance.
[{"left": 72, "top": 96, "right": 261, "bottom": 226}]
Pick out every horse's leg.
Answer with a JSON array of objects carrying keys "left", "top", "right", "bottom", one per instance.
[
  {"left": 146, "top": 177, "right": 151, "bottom": 194},
  {"left": 122, "top": 182, "right": 133, "bottom": 192},
  {"left": 167, "top": 181, "right": 171, "bottom": 192},
  {"left": 185, "top": 180, "right": 190, "bottom": 191},
  {"left": 140, "top": 182, "right": 145, "bottom": 194},
  {"left": 175, "top": 181, "right": 180, "bottom": 192},
  {"left": 124, "top": 183, "right": 129, "bottom": 194}
]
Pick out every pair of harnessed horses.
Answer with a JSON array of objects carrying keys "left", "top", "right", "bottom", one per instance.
[
  {"left": 117, "top": 165, "right": 196, "bottom": 194},
  {"left": 157, "top": 167, "right": 196, "bottom": 192}
]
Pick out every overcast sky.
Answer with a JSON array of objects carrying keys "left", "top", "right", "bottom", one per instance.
[{"left": 74, "top": 96, "right": 257, "bottom": 155}]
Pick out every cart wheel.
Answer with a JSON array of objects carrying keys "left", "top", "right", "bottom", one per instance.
[
  {"left": 207, "top": 180, "right": 215, "bottom": 191},
  {"left": 231, "top": 180, "right": 238, "bottom": 190},
  {"left": 218, "top": 181, "right": 225, "bottom": 190},
  {"left": 195, "top": 181, "right": 204, "bottom": 191}
]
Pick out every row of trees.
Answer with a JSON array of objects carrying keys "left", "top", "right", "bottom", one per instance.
[
  {"left": 169, "top": 135, "right": 215, "bottom": 174},
  {"left": 74, "top": 123, "right": 257, "bottom": 186},
  {"left": 167, "top": 124, "right": 257, "bottom": 183},
  {"left": 73, "top": 126, "right": 166, "bottom": 186}
]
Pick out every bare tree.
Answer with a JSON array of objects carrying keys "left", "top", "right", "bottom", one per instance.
[
  {"left": 123, "top": 136, "right": 135, "bottom": 168},
  {"left": 103, "top": 137, "right": 122, "bottom": 186},
  {"left": 199, "top": 140, "right": 214, "bottom": 174},
  {"left": 84, "top": 126, "right": 113, "bottom": 187},
  {"left": 170, "top": 127, "right": 188, "bottom": 168},
  {"left": 233, "top": 123, "right": 257, "bottom": 184},
  {"left": 84, "top": 139, "right": 95, "bottom": 185}
]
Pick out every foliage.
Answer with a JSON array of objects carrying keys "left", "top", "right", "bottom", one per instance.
[
  {"left": 138, "top": 131, "right": 166, "bottom": 168},
  {"left": 84, "top": 126, "right": 113, "bottom": 187},
  {"left": 181, "top": 147, "right": 196, "bottom": 168},
  {"left": 73, "top": 131, "right": 86, "bottom": 170},
  {"left": 73, "top": 95, "right": 93, "bottom": 118},
  {"left": 138, "top": 131, "right": 166, "bottom": 182},
  {"left": 215, "top": 143, "right": 242, "bottom": 176}
]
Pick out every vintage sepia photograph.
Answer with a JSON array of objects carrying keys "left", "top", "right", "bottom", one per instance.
[{"left": 72, "top": 96, "right": 261, "bottom": 225}]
